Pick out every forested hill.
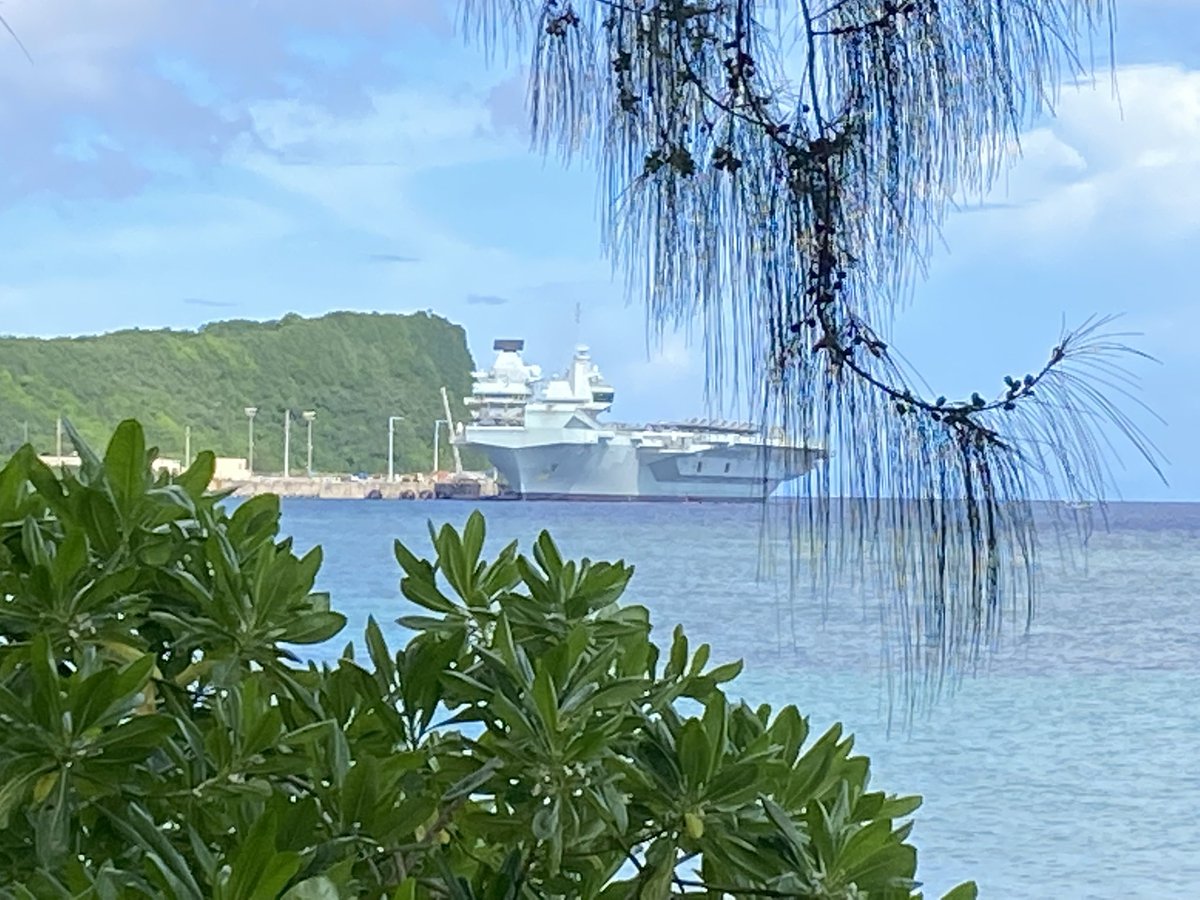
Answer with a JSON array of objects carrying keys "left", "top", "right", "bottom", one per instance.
[{"left": 0, "top": 311, "right": 477, "bottom": 475}]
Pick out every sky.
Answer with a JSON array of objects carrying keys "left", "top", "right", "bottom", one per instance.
[{"left": 0, "top": 0, "right": 1196, "bottom": 501}]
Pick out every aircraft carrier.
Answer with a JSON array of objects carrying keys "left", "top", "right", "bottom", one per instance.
[{"left": 453, "top": 339, "right": 826, "bottom": 501}]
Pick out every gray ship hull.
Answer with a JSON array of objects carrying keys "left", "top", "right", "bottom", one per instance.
[{"left": 464, "top": 430, "right": 822, "bottom": 501}]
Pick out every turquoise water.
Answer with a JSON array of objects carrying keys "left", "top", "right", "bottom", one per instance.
[{"left": 280, "top": 499, "right": 1200, "bottom": 899}]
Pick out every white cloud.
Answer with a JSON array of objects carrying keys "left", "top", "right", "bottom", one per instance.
[
  {"left": 0, "top": 1, "right": 162, "bottom": 101},
  {"left": 0, "top": 0, "right": 452, "bottom": 200},
  {"left": 949, "top": 64, "right": 1200, "bottom": 256},
  {"left": 225, "top": 82, "right": 610, "bottom": 301},
  {"left": 237, "top": 86, "right": 505, "bottom": 172}
]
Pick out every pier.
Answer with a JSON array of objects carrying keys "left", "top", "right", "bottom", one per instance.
[
  {"left": 37, "top": 452, "right": 500, "bottom": 501},
  {"left": 212, "top": 472, "right": 501, "bottom": 500}
]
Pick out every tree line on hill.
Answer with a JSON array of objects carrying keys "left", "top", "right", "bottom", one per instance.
[{"left": 0, "top": 311, "right": 477, "bottom": 476}]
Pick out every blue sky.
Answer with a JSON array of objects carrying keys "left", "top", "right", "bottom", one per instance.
[{"left": 0, "top": 0, "right": 1196, "bottom": 500}]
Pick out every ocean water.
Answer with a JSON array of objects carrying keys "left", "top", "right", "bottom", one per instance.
[{"left": 279, "top": 499, "right": 1200, "bottom": 900}]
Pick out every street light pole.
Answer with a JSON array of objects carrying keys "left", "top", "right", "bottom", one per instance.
[
  {"left": 283, "top": 410, "right": 291, "bottom": 479},
  {"left": 244, "top": 407, "right": 257, "bottom": 476},
  {"left": 303, "top": 411, "right": 316, "bottom": 477},
  {"left": 387, "top": 415, "right": 405, "bottom": 483},
  {"left": 184, "top": 425, "right": 191, "bottom": 468}
]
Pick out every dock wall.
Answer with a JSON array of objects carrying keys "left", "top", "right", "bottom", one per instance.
[{"left": 212, "top": 474, "right": 498, "bottom": 500}]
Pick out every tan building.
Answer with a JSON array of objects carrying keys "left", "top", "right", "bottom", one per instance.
[{"left": 213, "top": 457, "right": 250, "bottom": 480}]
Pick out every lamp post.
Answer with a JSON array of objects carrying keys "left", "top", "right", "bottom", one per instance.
[
  {"left": 302, "top": 411, "right": 316, "bottom": 476},
  {"left": 283, "top": 410, "right": 291, "bottom": 479},
  {"left": 387, "top": 415, "right": 405, "bottom": 483},
  {"left": 433, "top": 419, "right": 448, "bottom": 474},
  {"left": 184, "top": 425, "right": 191, "bottom": 468},
  {"left": 244, "top": 407, "right": 257, "bottom": 476}
]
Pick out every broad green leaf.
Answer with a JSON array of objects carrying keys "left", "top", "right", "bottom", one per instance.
[
  {"left": 249, "top": 854, "right": 304, "bottom": 900},
  {"left": 677, "top": 719, "right": 713, "bottom": 788},
  {"left": 400, "top": 574, "right": 458, "bottom": 614},
  {"left": 701, "top": 691, "right": 728, "bottom": 776},
  {"left": 21, "top": 516, "right": 50, "bottom": 569},
  {"left": 79, "top": 489, "right": 120, "bottom": 555},
  {"left": 282, "top": 719, "right": 336, "bottom": 746},
  {"left": 577, "top": 677, "right": 649, "bottom": 713},
  {"left": 396, "top": 614, "right": 460, "bottom": 633},
  {"left": 770, "top": 704, "right": 809, "bottom": 765},
  {"left": 294, "top": 545, "right": 323, "bottom": 595},
  {"left": 492, "top": 613, "right": 532, "bottom": 686},
  {"left": 224, "top": 810, "right": 294, "bottom": 900},
  {"left": 0, "top": 449, "right": 32, "bottom": 521},
  {"left": 0, "top": 770, "right": 42, "bottom": 829},
  {"left": 837, "top": 819, "right": 894, "bottom": 876},
  {"left": 805, "top": 801, "right": 837, "bottom": 870},
  {"left": 434, "top": 522, "right": 468, "bottom": 597},
  {"left": 32, "top": 772, "right": 58, "bottom": 806},
  {"left": 283, "top": 610, "right": 347, "bottom": 644},
  {"left": 341, "top": 754, "right": 380, "bottom": 831},
  {"left": 176, "top": 450, "right": 216, "bottom": 498},
  {"left": 703, "top": 659, "right": 744, "bottom": 684},
  {"left": 102, "top": 805, "right": 204, "bottom": 900},
  {"left": 444, "top": 756, "right": 503, "bottom": 801},
  {"left": 48, "top": 525, "right": 91, "bottom": 595},
  {"left": 877, "top": 793, "right": 923, "bottom": 820},
  {"left": 62, "top": 417, "right": 102, "bottom": 477},
  {"left": 394, "top": 538, "right": 434, "bottom": 579},
  {"left": 462, "top": 510, "right": 485, "bottom": 571},
  {"left": 531, "top": 663, "right": 559, "bottom": 736},
  {"left": 941, "top": 882, "right": 980, "bottom": 900},
  {"left": 29, "top": 633, "right": 62, "bottom": 730},
  {"left": 364, "top": 616, "right": 396, "bottom": 682},
  {"left": 762, "top": 795, "right": 808, "bottom": 859},
  {"left": 391, "top": 795, "right": 438, "bottom": 839},
  {"left": 664, "top": 625, "right": 688, "bottom": 680},
  {"left": 23, "top": 451, "right": 68, "bottom": 516},
  {"left": 89, "top": 716, "right": 177, "bottom": 766},
  {"left": 103, "top": 419, "right": 149, "bottom": 517},
  {"left": 702, "top": 760, "right": 759, "bottom": 806},
  {"left": 532, "top": 529, "right": 563, "bottom": 576}
]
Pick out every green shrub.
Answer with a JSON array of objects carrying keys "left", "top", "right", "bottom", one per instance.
[{"left": 0, "top": 421, "right": 975, "bottom": 898}]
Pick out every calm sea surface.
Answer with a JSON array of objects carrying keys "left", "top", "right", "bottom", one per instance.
[{"left": 278, "top": 499, "right": 1200, "bottom": 900}]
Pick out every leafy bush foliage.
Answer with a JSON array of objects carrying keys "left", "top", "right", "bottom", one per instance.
[{"left": 0, "top": 421, "right": 975, "bottom": 898}]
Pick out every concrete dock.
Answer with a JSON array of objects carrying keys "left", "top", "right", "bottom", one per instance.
[
  {"left": 212, "top": 473, "right": 501, "bottom": 500},
  {"left": 36, "top": 452, "right": 501, "bottom": 501}
]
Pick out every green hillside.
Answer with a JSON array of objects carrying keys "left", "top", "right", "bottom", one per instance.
[{"left": 0, "top": 311, "right": 477, "bottom": 475}]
